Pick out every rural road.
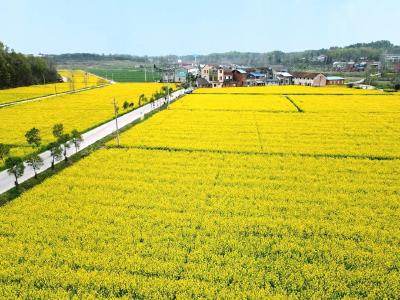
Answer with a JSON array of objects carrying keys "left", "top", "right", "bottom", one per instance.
[{"left": 0, "top": 88, "right": 190, "bottom": 195}]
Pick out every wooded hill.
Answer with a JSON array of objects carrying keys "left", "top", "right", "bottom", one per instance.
[{"left": 0, "top": 42, "right": 59, "bottom": 89}]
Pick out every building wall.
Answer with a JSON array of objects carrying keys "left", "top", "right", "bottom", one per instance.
[
  {"left": 293, "top": 74, "right": 326, "bottom": 86},
  {"left": 293, "top": 77, "right": 313, "bottom": 85},
  {"left": 218, "top": 69, "right": 224, "bottom": 83},
  {"left": 233, "top": 72, "right": 247, "bottom": 86},
  {"left": 201, "top": 65, "right": 212, "bottom": 81},
  {"left": 326, "top": 79, "right": 344, "bottom": 85},
  {"left": 312, "top": 74, "right": 326, "bottom": 87}
]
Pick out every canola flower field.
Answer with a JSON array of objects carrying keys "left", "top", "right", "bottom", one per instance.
[
  {"left": 0, "top": 70, "right": 106, "bottom": 105},
  {"left": 58, "top": 69, "right": 107, "bottom": 88},
  {"left": 0, "top": 83, "right": 171, "bottom": 165},
  {"left": 0, "top": 87, "right": 399, "bottom": 298},
  {"left": 194, "top": 85, "right": 386, "bottom": 95}
]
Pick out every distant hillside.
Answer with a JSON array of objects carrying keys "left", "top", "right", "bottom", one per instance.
[
  {"left": 46, "top": 40, "right": 400, "bottom": 69},
  {"left": 181, "top": 41, "right": 400, "bottom": 68}
]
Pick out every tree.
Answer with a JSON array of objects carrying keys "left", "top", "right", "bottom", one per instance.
[
  {"left": 5, "top": 157, "right": 25, "bottom": 187},
  {"left": 139, "top": 94, "right": 145, "bottom": 106},
  {"left": 0, "top": 41, "right": 59, "bottom": 89},
  {"left": 0, "top": 143, "right": 11, "bottom": 162},
  {"left": 49, "top": 142, "right": 63, "bottom": 170},
  {"left": 27, "top": 155, "right": 43, "bottom": 179},
  {"left": 123, "top": 100, "right": 130, "bottom": 110},
  {"left": 71, "top": 129, "right": 83, "bottom": 153},
  {"left": 392, "top": 75, "right": 400, "bottom": 91},
  {"left": 25, "top": 127, "right": 41, "bottom": 148},
  {"left": 52, "top": 123, "right": 64, "bottom": 139},
  {"left": 58, "top": 133, "right": 71, "bottom": 161}
]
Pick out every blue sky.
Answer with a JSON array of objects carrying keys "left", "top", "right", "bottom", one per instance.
[{"left": 1, "top": 0, "right": 399, "bottom": 55}]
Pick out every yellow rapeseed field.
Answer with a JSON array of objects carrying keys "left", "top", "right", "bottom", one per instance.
[
  {"left": 0, "top": 70, "right": 107, "bottom": 105},
  {"left": 0, "top": 87, "right": 399, "bottom": 298},
  {"left": 0, "top": 83, "right": 172, "bottom": 164},
  {"left": 115, "top": 94, "right": 400, "bottom": 157},
  {"left": 58, "top": 69, "right": 107, "bottom": 88},
  {"left": 194, "top": 85, "right": 386, "bottom": 94}
]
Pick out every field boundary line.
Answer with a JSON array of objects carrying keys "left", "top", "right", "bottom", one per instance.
[
  {"left": 109, "top": 145, "right": 400, "bottom": 161},
  {"left": 170, "top": 108, "right": 299, "bottom": 113},
  {"left": 283, "top": 95, "right": 304, "bottom": 112},
  {"left": 253, "top": 113, "right": 264, "bottom": 151}
]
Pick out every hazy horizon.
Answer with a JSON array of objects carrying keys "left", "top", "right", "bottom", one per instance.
[{"left": 1, "top": 0, "right": 399, "bottom": 56}]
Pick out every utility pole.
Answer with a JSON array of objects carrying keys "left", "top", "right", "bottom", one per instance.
[
  {"left": 167, "top": 79, "right": 170, "bottom": 108},
  {"left": 144, "top": 66, "right": 147, "bottom": 82},
  {"left": 84, "top": 72, "right": 88, "bottom": 88},
  {"left": 113, "top": 98, "right": 120, "bottom": 146}
]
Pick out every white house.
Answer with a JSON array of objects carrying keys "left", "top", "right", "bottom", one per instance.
[
  {"left": 291, "top": 72, "right": 327, "bottom": 86},
  {"left": 274, "top": 71, "right": 293, "bottom": 85}
]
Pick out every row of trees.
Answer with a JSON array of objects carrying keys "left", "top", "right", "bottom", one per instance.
[
  {"left": 120, "top": 87, "right": 174, "bottom": 111},
  {"left": 0, "top": 41, "right": 60, "bottom": 89},
  {"left": 0, "top": 86, "right": 175, "bottom": 187},
  {"left": 0, "top": 125, "right": 83, "bottom": 187}
]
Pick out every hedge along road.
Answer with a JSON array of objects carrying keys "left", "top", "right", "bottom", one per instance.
[{"left": 0, "top": 88, "right": 190, "bottom": 195}]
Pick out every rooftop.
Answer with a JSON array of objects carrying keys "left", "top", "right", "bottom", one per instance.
[
  {"left": 291, "top": 72, "right": 322, "bottom": 79},
  {"left": 326, "top": 76, "right": 344, "bottom": 80}
]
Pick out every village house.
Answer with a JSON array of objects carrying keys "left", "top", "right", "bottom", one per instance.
[
  {"left": 219, "top": 68, "right": 237, "bottom": 87},
  {"left": 274, "top": 71, "right": 293, "bottom": 85},
  {"left": 174, "top": 68, "right": 188, "bottom": 83},
  {"left": 326, "top": 76, "right": 345, "bottom": 85},
  {"left": 201, "top": 64, "right": 214, "bottom": 82},
  {"left": 246, "top": 72, "right": 266, "bottom": 86},
  {"left": 232, "top": 69, "right": 247, "bottom": 86},
  {"left": 291, "top": 72, "right": 326, "bottom": 86},
  {"left": 183, "top": 64, "right": 200, "bottom": 77},
  {"left": 196, "top": 77, "right": 211, "bottom": 88},
  {"left": 217, "top": 67, "right": 233, "bottom": 82}
]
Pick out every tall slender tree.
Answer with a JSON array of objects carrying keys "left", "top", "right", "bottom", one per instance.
[
  {"left": 49, "top": 142, "right": 63, "bottom": 170},
  {"left": 58, "top": 133, "right": 71, "bottom": 162},
  {"left": 71, "top": 129, "right": 83, "bottom": 153},
  {"left": 5, "top": 157, "right": 25, "bottom": 187},
  {"left": 27, "top": 155, "right": 44, "bottom": 179}
]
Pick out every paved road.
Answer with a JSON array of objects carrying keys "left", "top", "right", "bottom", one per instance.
[{"left": 0, "top": 88, "right": 190, "bottom": 195}]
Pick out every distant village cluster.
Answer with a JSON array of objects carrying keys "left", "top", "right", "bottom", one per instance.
[
  {"left": 162, "top": 53, "right": 400, "bottom": 88},
  {"left": 165, "top": 64, "right": 346, "bottom": 88}
]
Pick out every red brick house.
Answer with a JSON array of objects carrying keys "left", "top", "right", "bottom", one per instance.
[{"left": 232, "top": 69, "right": 247, "bottom": 86}]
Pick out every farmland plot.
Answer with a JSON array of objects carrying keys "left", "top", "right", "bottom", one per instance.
[{"left": 0, "top": 88, "right": 399, "bottom": 298}]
